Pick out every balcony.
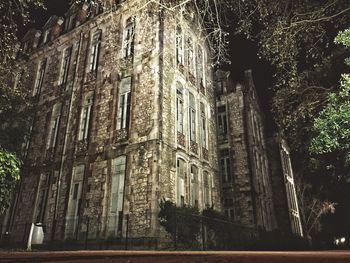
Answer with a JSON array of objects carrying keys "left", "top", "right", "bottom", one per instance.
[
  {"left": 177, "top": 131, "right": 185, "bottom": 147},
  {"left": 114, "top": 128, "right": 128, "bottom": 143},
  {"left": 76, "top": 139, "right": 88, "bottom": 153},
  {"left": 190, "top": 141, "right": 198, "bottom": 155},
  {"left": 202, "top": 147, "right": 209, "bottom": 161}
]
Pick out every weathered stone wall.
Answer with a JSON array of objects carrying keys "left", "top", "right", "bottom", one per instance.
[
  {"left": 6, "top": 0, "right": 220, "bottom": 243},
  {"left": 216, "top": 70, "right": 276, "bottom": 230}
]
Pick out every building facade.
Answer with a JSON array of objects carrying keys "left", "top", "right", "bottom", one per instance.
[
  {"left": 2, "top": 0, "right": 302, "bottom": 245},
  {"left": 268, "top": 135, "right": 304, "bottom": 237},
  {"left": 215, "top": 70, "right": 276, "bottom": 231}
]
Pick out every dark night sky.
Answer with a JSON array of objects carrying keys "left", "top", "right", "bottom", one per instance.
[{"left": 25, "top": 0, "right": 275, "bottom": 133}]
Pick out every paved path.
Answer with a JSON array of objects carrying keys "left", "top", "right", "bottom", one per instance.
[{"left": 1, "top": 250, "right": 350, "bottom": 263}]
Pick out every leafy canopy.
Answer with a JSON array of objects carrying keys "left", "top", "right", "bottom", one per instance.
[
  {"left": 310, "top": 29, "right": 350, "bottom": 163},
  {"left": 0, "top": 150, "right": 21, "bottom": 214}
]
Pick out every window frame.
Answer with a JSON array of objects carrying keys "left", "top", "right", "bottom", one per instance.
[
  {"left": 89, "top": 30, "right": 102, "bottom": 73},
  {"left": 189, "top": 93, "right": 196, "bottom": 142},
  {"left": 116, "top": 77, "right": 132, "bottom": 130},
  {"left": 59, "top": 46, "right": 73, "bottom": 86},
  {"left": 78, "top": 95, "right": 94, "bottom": 141},
  {"left": 33, "top": 58, "right": 47, "bottom": 96},
  {"left": 122, "top": 19, "right": 135, "bottom": 59}
]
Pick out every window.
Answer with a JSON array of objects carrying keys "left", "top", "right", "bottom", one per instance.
[
  {"left": 176, "top": 83, "right": 184, "bottom": 133},
  {"left": 281, "top": 145, "right": 303, "bottom": 237},
  {"left": 78, "top": 95, "right": 93, "bottom": 141},
  {"left": 187, "top": 37, "right": 195, "bottom": 74},
  {"left": 65, "top": 165, "right": 84, "bottom": 238},
  {"left": 89, "top": 31, "right": 102, "bottom": 72},
  {"left": 47, "top": 103, "right": 62, "bottom": 149},
  {"left": 217, "top": 105, "right": 228, "bottom": 139},
  {"left": 42, "top": 29, "right": 51, "bottom": 44},
  {"left": 59, "top": 46, "right": 72, "bottom": 85},
  {"left": 220, "top": 149, "right": 231, "bottom": 183},
  {"left": 35, "top": 173, "right": 51, "bottom": 223},
  {"left": 177, "top": 159, "right": 186, "bottom": 207},
  {"left": 200, "top": 103, "right": 207, "bottom": 148},
  {"left": 197, "top": 46, "right": 205, "bottom": 87},
  {"left": 203, "top": 171, "right": 211, "bottom": 208},
  {"left": 66, "top": 14, "right": 77, "bottom": 31},
  {"left": 189, "top": 93, "right": 196, "bottom": 142},
  {"left": 176, "top": 26, "right": 183, "bottom": 64},
  {"left": 116, "top": 77, "right": 131, "bottom": 130},
  {"left": 33, "top": 58, "right": 47, "bottom": 96},
  {"left": 123, "top": 19, "right": 135, "bottom": 58},
  {"left": 108, "top": 156, "right": 127, "bottom": 236},
  {"left": 190, "top": 165, "right": 199, "bottom": 207}
]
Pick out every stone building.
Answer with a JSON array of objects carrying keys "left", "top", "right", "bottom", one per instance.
[
  {"left": 2, "top": 0, "right": 302, "bottom": 245},
  {"left": 215, "top": 70, "right": 276, "bottom": 231},
  {"left": 268, "top": 135, "right": 304, "bottom": 237},
  {"left": 4, "top": 1, "right": 220, "bottom": 242}
]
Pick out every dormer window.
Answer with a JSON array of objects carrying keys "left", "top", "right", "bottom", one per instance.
[
  {"left": 23, "top": 42, "right": 28, "bottom": 53},
  {"left": 66, "top": 14, "right": 77, "bottom": 31},
  {"left": 42, "top": 29, "right": 51, "bottom": 44},
  {"left": 123, "top": 18, "right": 135, "bottom": 59}
]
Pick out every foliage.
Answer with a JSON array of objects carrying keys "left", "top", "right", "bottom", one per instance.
[
  {"left": 295, "top": 174, "right": 337, "bottom": 237},
  {"left": 0, "top": 150, "right": 21, "bottom": 215},
  {"left": 0, "top": 0, "right": 43, "bottom": 215},
  {"left": 230, "top": 0, "right": 350, "bottom": 153},
  {"left": 310, "top": 28, "right": 350, "bottom": 163},
  {"left": 229, "top": 1, "right": 350, "bottom": 239},
  {"left": 158, "top": 199, "right": 200, "bottom": 247},
  {"left": 0, "top": 0, "right": 43, "bottom": 154},
  {"left": 202, "top": 207, "right": 232, "bottom": 248},
  {"left": 310, "top": 75, "right": 350, "bottom": 158}
]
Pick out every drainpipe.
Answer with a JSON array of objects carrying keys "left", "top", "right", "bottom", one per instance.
[{"left": 51, "top": 32, "right": 84, "bottom": 241}]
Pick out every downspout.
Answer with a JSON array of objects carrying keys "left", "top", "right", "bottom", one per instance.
[{"left": 51, "top": 32, "right": 84, "bottom": 241}]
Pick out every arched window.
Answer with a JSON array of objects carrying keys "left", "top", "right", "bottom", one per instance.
[
  {"left": 187, "top": 36, "right": 194, "bottom": 74},
  {"left": 176, "top": 82, "right": 184, "bottom": 133},
  {"left": 203, "top": 171, "right": 211, "bottom": 208},
  {"left": 200, "top": 102, "right": 207, "bottom": 148},
  {"left": 123, "top": 18, "right": 135, "bottom": 58},
  {"left": 176, "top": 26, "right": 183, "bottom": 64},
  {"left": 190, "top": 165, "right": 199, "bottom": 207},
  {"left": 177, "top": 158, "right": 186, "bottom": 207},
  {"left": 189, "top": 93, "right": 196, "bottom": 142}
]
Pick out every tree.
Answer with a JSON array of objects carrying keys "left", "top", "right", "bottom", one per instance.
[
  {"left": 0, "top": 150, "right": 21, "bottom": 214},
  {"left": 0, "top": 0, "right": 43, "bottom": 215},
  {"left": 310, "top": 28, "right": 350, "bottom": 164},
  {"left": 158, "top": 199, "right": 200, "bottom": 248}
]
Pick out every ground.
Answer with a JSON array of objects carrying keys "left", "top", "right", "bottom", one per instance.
[{"left": 1, "top": 250, "right": 350, "bottom": 263}]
